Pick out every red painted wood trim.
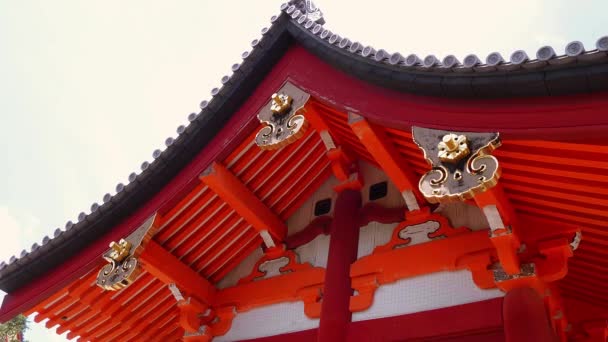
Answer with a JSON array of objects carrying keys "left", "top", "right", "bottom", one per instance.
[
  {"left": 503, "top": 287, "right": 557, "bottom": 342},
  {"left": 318, "top": 189, "right": 362, "bottom": 342},
  {"left": 283, "top": 46, "right": 608, "bottom": 143},
  {"left": 284, "top": 216, "right": 332, "bottom": 250},
  {"left": 239, "top": 298, "right": 504, "bottom": 342},
  {"left": 4, "top": 42, "right": 608, "bottom": 320}
]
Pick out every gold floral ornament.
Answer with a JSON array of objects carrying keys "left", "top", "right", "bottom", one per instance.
[
  {"left": 255, "top": 82, "right": 310, "bottom": 150},
  {"left": 412, "top": 127, "right": 501, "bottom": 203},
  {"left": 96, "top": 215, "right": 158, "bottom": 291},
  {"left": 108, "top": 239, "right": 132, "bottom": 263},
  {"left": 270, "top": 93, "right": 293, "bottom": 115},
  {"left": 438, "top": 134, "right": 469, "bottom": 163}
]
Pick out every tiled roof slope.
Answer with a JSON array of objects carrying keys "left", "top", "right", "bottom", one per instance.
[{"left": 1, "top": 1, "right": 607, "bottom": 292}]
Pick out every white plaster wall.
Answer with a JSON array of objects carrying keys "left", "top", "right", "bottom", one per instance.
[
  {"left": 215, "top": 302, "right": 319, "bottom": 341},
  {"left": 357, "top": 222, "right": 396, "bottom": 258},
  {"left": 216, "top": 247, "right": 264, "bottom": 289},
  {"left": 352, "top": 270, "right": 504, "bottom": 322},
  {"left": 294, "top": 233, "right": 330, "bottom": 268}
]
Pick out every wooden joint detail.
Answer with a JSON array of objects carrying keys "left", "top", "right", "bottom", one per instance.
[
  {"left": 304, "top": 105, "right": 363, "bottom": 192},
  {"left": 349, "top": 113, "right": 421, "bottom": 210},
  {"left": 139, "top": 240, "right": 216, "bottom": 305},
  {"left": 200, "top": 161, "right": 287, "bottom": 242},
  {"left": 214, "top": 247, "right": 325, "bottom": 318},
  {"left": 238, "top": 246, "right": 309, "bottom": 284},
  {"left": 475, "top": 185, "right": 522, "bottom": 275},
  {"left": 327, "top": 147, "right": 363, "bottom": 192},
  {"left": 373, "top": 208, "right": 470, "bottom": 254}
]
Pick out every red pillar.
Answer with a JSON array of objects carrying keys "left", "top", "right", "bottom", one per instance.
[
  {"left": 503, "top": 287, "right": 558, "bottom": 342},
  {"left": 317, "top": 189, "right": 362, "bottom": 342}
]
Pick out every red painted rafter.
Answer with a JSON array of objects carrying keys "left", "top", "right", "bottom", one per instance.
[
  {"left": 200, "top": 161, "right": 287, "bottom": 242},
  {"left": 348, "top": 113, "right": 422, "bottom": 211},
  {"left": 139, "top": 240, "right": 216, "bottom": 304}
]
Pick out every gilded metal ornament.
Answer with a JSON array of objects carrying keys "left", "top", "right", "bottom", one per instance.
[
  {"left": 108, "top": 239, "right": 132, "bottom": 263},
  {"left": 438, "top": 134, "right": 470, "bottom": 163},
  {"left": 255, "top": 82, "right": 310, "bottom": 150},
  {"left": 270, "top": 93, "right": 292, "bottom": 115},
  {"left": 96, "top": 215, "right": 158, "bottom": 291},
  {"left": 412, "top": 127, "right": 501, "bottom": 203}
]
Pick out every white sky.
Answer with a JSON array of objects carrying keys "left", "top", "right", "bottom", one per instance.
[{"left": 0, "top": 1, "right": 606, "bottom": 340}]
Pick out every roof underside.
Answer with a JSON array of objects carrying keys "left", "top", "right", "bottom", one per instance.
[
  {"left": 1, "top": 1, "right": 608, "bottom": 331},
  {"left": 24, "top": 98, "right": 608, "bottom": 341}
]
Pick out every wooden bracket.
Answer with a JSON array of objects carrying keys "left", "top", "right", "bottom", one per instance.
[
  {"left": 139, "top": 240, "right": 216, "bottom": 305},
  {"left": 214, "top": 247, "right": 325, "bottom": 318},
  {"left": 474, "top": 184, "right": 522, "bottom": 275},
  {"left": 373, "top": 208, "right": 470, "bottom": 253},
  {"left": 350, "top": 113, "right": 422, "bottom": 211},
  {"left": 327, "top": 147, "right": 363, "bottom": 192},
  {"left": 303, "top": 104, "right": 363, "bottom": 192},
  {"left": 94, "top": 213, "right": 222, "bottom": 340}
]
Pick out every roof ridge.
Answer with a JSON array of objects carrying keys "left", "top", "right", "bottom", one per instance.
[{"left": 283, "top": 2, "right": 608, "bottom": 73}]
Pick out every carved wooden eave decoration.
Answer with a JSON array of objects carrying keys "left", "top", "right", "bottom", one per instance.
[
  {"left": 255, "top": 82, "right": 310, "bottom": 150},
  {"left": 96, "top": 215, "right": 159, "bottom": 291},
  {"left": 412, "top": 127, "right": 501, "bottom": 203}
]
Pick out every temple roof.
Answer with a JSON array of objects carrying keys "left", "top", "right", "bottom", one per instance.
[{"left": 1, "top": 0, "right": 607, "bottom": 298}]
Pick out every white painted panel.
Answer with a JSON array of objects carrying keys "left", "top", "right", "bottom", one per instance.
[
  {"left": 294, "top": 233, "right": 330, "bottom": 268},
  {"left": 357, "top": 222, "right": 396, "bottom": 259},
  {"left": 286, "top": 176, "right": 339, "bottom": 236},
  {"left": 216, "top": 247, "right": 264, "bottom": 289},
  {"left": 352, "top": 270, "right": 503, "bottom": 322},
  {"left": 436, "top": 201, "right": 489, "bottom": 231},
  {"left": 215, "top": 302, "right": 319, "bottom": 341}
]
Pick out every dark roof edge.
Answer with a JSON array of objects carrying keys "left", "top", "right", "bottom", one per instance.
[{"left": 284, "top": 5, "right": 608, "bottom": 97}]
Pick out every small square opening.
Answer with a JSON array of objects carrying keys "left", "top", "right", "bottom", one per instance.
[
  {"left": 369, "top": 181, "right": 388, "bottom": 201},
  {"left": 314, "top": 198, "right": 332, "bottom": 216}
]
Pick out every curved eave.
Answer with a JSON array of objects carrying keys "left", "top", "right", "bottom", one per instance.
[
  {"left": 1, "top": 5, "right": 607, "bottom": 312},
  {"left": 286, "top": 18, "right": 608, "bottom": 98},
  {"left": 0, "top": 13, "right": 294, "bottom": 294}
]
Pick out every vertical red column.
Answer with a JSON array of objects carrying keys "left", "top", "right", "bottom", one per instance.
[
  {"left": 503, "top": 287, "right": 558, "bottom": 342},
  {"left": 317, "top": 189, "right": 362, "bottom": 342}
]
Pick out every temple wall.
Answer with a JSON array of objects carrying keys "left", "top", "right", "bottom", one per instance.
[
  {"left": 215, "top": 161, "right": 498, "bottom": 340},
  {"left": 352, "top": 270, "right": 504, "bottom": 322},
  {"left": 215, "top": 302, "right": 319, "bottom": 342}
]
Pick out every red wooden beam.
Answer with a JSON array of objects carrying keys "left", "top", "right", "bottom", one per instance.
[
  {"left": 139, "top": 240, "right": 216, "bottom": 305},
  {"left": 4, "top": 45, "right": 607, "bottom": 324},
  {"left": 348, "top": 113, "right": 422, "bottom": 211},
  {"left": 200, "top": 162, "right": 287, "bottom": 242}
]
